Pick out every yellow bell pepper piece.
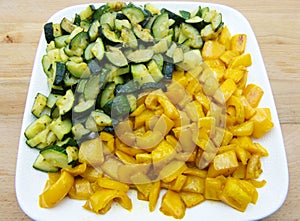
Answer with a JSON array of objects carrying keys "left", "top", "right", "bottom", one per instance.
[
  {"left": 230, "top": 34, "right": 247, "bottom": 54},
  {"left": 219, "top": 50, "right": 240, "bottom": 66},
  {"left": 83, "top": 189, "right": 132, "bottom": 214},
  {"left": 39, "top": 171, "right": 74, "bottom": 208},
  {"left": 208, "top": 150, "right": 239, "bottom": 177},
  {"left": 243, "top": 83, "right": 264, "bottom": 108},
  {"left": 250, "top": 108, "right": 274, "bottom": 138},
  {"left": 182, "top": 175, "right": 205, "bottom": 194},
  {"left": 180, "top": 192, "right": 205, "bottom": 208},
  {"left": 229, "top": 53, "right": 252, "bottom": 68},
  {"left": 62, "top": 163, "right": 87, "bottom": 176},
  {"left": 227, "top": 95, "right": 245, "bottom": 124},
  {"left": 229, "top": 121, "right": 254, "bottom": 136},
  {"left": 157, "top": 96, "right": 180, "bottom": 120},
  {"left": 204, "top": 177, "right": 224, "bottom": 200},
  {"left": 246, "top": 154, "right": 262, "bottom": 179},
  {"left": 224, "top": 67, "right": 246, "bottom": 83},
  {"left": 98, "top": 176, "right": 130, "bottom": 192},
  {"left": 218, "top": 26, "right": 231, "bottom": 49},
  {"left": 159, "top": 160, "right": 187, "bottom": 183},
  {"left": 219, "top": 78, "right": 237, "bottom": 102},
  {"left": 202, "top": 40, "right": 226, "bottom": 59},
  {"left": 160, "top": 190, "right": 186, "bottom": 219},
  {"left": 219, "top": 178, "right": 252, "bottom": 212},
  {"left": 68, "top": 178, "right": 93, "bottom": 200},
  {"left": 149, "top": 181, "right": 161, "bottom": 212}
]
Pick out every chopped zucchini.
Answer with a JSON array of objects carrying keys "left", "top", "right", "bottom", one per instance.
[
  {"left": 122, "top": 5, "right": 145, "bottom": 24},
  {"left": 31, "top": 93, "right": 47, "bottom": 118},
  {"left": 24, "top": 114, "right": 52, "bottom": 139}
]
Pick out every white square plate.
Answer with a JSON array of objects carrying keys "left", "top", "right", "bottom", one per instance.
[{"left": 16, "top": 2, "right": 289, "bottom": 221}]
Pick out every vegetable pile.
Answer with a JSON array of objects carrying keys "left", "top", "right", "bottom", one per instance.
[{"left": 24, "top": 2, "right": 274, "bottom": 219}]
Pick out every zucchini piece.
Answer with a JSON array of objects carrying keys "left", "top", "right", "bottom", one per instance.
[
  {"left": 66, "top": 61, "right": 91, "bottom": 78},
  {"left": 79, "top": 20, "right": 91, "bottom": 32},
  {"left": 54, "top": 35, "right": 69, "bottom": 48},
  {"left": 147, "top": 59, "right": 164, "bottom": 82},
  {"left": 93, "top": 4, "right": 110, "bottom": 21},
  {"left": 88, "top": 20, "right": 100, "bottom": 42},
  {"left": 84, "top": 74, "right": 101, "bottom": 100},
  {"left": 151, "top": 13, "right": 169, "bottom": 40},
  {"left": 49, "top": 118, "right": 72, "bottom": 141},
  {"left": 84, "top": 42, "right": 96, "bottom": 61},
  {"left": 108, "top": 95, "right": 131, "bottom": 118},
  {"left": 33, "top": 154, "right": 59, "bottom": 172},
  {"left": 35, "top": 130, "right": 57, "bottom": 150},
  {"left": 47, "top": 93, "right": 62, "bottom": 109},
  {"left": 31, "top": 93, "right": 47, "bottom": 118},
  {"left": 151, "top": 34, "right": 172, "bottom": 53},
  {"left": 105, "top": 48, "right": 128, "bottom": 67},
  {"left": 91, "top": 110, "right": 113, "bottom": 127},
  {"left": 180, "top": 23, "right": 203, "bottom": 49},
  {"left": 122, "top": 5, "right": 145, "bottom": 24},
  {"left": 91, "top": 37, "right": 105, "bottom": 61},
  {"left": 74, "top": 13, "right": 81, "bottom": 26},
  {"left": 185, "top": 16, "right": 206, "bottom": 31},
  {"left": 66, "top": 146, "right": 79, "bottom": 164},
  {"left": 40, "top": 145, "right": 70, "bottom": 169},
  {"left": 173, "top": 47, "right": 184, "bottom": 64},
  {"left": 126, "top": 94, "right": 137, "bottom": 112},
  {"left": 115, "top": 81, "right": 140, "bottom": 95},
  {"left": 26, "top": 128, "right": 50, "bottom": 148},
  {"left": 67, "top": 31, "right": 89, "bottom": 57},
  {"left": 92, "top": 4, "right": 109, "bottom": 21},
  {"left": 211, "top": 13, "right": 223, "bottom": 30},
  {"left": 99, "top": 24, "right": 122, "bottom": 45},
  {"left": 127, "top": 49, "right": 154, "bottom": 63},
  {"left": 115, "top": 19, "right": 131, "bottom": 31},
  {"left": 132, "top": 24, "right": 153, "bottom": 42},
  {"left": 179, "top": 10, "right": 191, "bottom": 19},
  {"left": 44, "top": 22, "right": 54, "bottom": 43},
  {"left": 73, "top": 99, "right": 96, "bottom": 114},
  {"left": 79, "top": 5, "right": 95, "bottom": 20},
  {"left": 131, "top": 63, "right": 155, "bottom": 85},
  {"left": 88, "top": 59, "right": 102, "bottom": 74},
  {"left": 52, "top": 23, "right": 63, "bottom": 38},
  {"left": 41, "top": 54, "right": 53, "bottom": 78},
  {"left": 152, "top": 54, "right": 164, "bottom": 71},
  {"left": 50, "top": 84, "right": 65, "bottom": 95},
  {"left": 100, "top": 12, "right": 117, "bottom": 30},
  {"left": 63, "top": 72, "right": 79, "bottom": 87},
  {"left": 121, "top": 26, "right": 138, "bottom": 49},
  {"left": 140, "top": 82, "right": 167, "bottom": 92},
  {"left": 56, "top": 137, "right": 77, "bottom": 148},
  {"left": 100, "top": 82, "right": 116, "bottom": 108},
  {"left": 53, "top": 61, "right": 66, "bottom": 86},
  {"left": 60, "top": 17, "right": 77, "bottom": 33},
  {"left": 162, "top": 61, "right": 174, "bottom": 80},
  {"left": 160, "top": 8, "right": 185, "bottom": 27},
  {"left": 24, "top": 114, "right": 52, "bottom": 139},
  {"left": 56, "top": 89, "right": 75, "bottom": 116},
  {"left": 72, "top": 123, "right": 90, "bottom": 140},
  {"left": 201, "top": 24, "right": 217, "bottom": 41},
  {"left": 75, "top": 79, "right": 88, "bottom": 94}
]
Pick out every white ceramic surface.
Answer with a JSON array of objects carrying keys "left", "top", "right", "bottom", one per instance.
[{"left": 16, "top": 2, "right": 289, "bottom": 221}]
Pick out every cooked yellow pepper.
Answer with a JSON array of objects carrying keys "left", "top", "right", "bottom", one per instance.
[
  {"left": 39, "top": 171, "right": 74, "bottom": 208},
  {"left": 83, "top": 189, "right": 132, "bottom": 214},
  {"left": 160, "top": 190, "right": 186, "bottom": 219}
]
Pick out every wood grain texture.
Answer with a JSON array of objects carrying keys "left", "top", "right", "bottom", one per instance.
[{"left": 0, "top": 0, "right": 299, "bottom": 220}]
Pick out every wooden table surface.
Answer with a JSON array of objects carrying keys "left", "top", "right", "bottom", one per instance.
[{"left": 0, "top": 0, "right": 299, "bottom": 220}]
